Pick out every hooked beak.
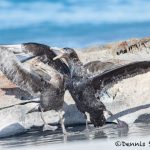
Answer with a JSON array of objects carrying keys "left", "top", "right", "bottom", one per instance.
[
  {"left": 51, "top": 48, "right": 66, "bottom": 60},
  {"left": 53, "top": 53, "right": 65, "bottom": 60}
]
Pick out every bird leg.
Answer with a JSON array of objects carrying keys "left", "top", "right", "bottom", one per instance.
[
  {"left": 84, "top": 112, "right": 91, "bottom": 140},
  {"left": 40, "top": 107, "right": 58, "bottom": 131},
  {"left": 84, "top": 112, "right": 89, "bottom": 131},
  {"left": 106, "top": 110, "right": 128, "bottom": 128},
  {"left": 58, "top": 110, "right": 67, "bottom": 135}
]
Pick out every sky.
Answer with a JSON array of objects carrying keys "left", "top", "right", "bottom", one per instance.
[{"left": 0, "top": 0, "right": 150, "bottom": 47}]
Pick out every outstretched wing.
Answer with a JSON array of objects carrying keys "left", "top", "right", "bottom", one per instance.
[
  {"left": 90, "top": 61, "right": 150, "bottom": 93},
  {"left": 84, "top": 60, "right": 118, "bottom": 74},
  {"left": 0, "top": 47, "right": 48, "bottom": 95},
  {"left": 1, "top": 43, "right": 70, "bottom": 75}
]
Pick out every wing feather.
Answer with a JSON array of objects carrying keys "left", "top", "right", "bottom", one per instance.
[
  {"left": 0, "top": 47, "right": 44, "bottom": 95},
  {"left": 90, "top": 61, "right": 150, "bottom": 93},
  {"left": 1, "top": 43, "right": 70, "bottom": 75},
  {"left": 84, "top": 60, "right": 118, "bottom": 74}
]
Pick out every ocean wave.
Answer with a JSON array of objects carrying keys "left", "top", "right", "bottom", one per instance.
[{"left": 0, "top": 0, "right": 150, "bottom": 29}]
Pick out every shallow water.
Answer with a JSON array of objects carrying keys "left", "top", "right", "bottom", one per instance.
[{"left": 1, "top": 123, "right": 150, "bottom": 149}]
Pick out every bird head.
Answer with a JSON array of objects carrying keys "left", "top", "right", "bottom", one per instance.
[{"left": 53, "top": 47, "right": 79, "bottom": 62}]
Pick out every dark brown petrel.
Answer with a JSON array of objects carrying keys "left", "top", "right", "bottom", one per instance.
[
  {"left": 53, "top": 48, "right": 150, "bottom": 128},
  {"left": 0, "top": 46, "right": 69, "bottom": 134}
]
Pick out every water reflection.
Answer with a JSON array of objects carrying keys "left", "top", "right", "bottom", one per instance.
[
  {"left": 0, "top": 123, "right": 130, "bottom": 148},
  {"left": 1, "top": 123, "right": 150, "bottom": 148}
]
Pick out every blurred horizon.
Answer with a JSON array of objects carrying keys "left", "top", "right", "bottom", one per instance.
[{"left": 0, "top": 0, "right": 150, "bottom": 48}]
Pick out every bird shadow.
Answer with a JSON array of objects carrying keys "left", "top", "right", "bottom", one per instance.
[{"left": 107, "top": 103, "right": 150, "bottom": 122}]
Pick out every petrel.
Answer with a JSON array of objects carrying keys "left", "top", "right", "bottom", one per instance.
[
  {"left": 54, "top": 48, "right": 150, "bottom": 128},
  {"left": 0, "top": 45, "right": 70, "bottom": 134}
]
